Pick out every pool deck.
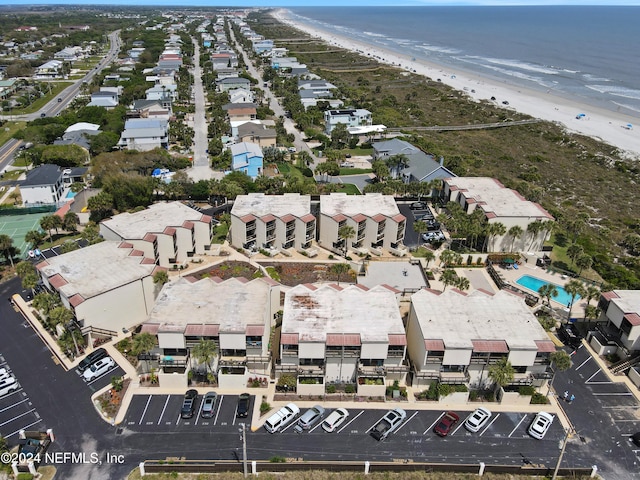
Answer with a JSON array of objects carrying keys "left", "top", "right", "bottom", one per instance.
[{"left": 498, "top": 260, "right": 588, "bottom": 316}]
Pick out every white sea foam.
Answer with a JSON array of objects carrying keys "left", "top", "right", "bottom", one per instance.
[
  {"left": 415, "top": 44, "right": 461, "bottom": 55},
  {"left": 582, "top": 73, "right": 611, "bottom": 82},
  {"left": 476, "top": 63, "right": 557, "bottom": 89},
  {"left": 586, "top": 84, "right": 640, "bottom": 101},
  {"left": 362, "top": 31, "right": 387, "bottom": 38},
  {"left": 481, "top": 57, "right": 559, "bottom": 75}
]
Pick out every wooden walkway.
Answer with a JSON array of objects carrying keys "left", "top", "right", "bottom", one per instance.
[{"left": 388, "top": 119, "right": 541, "bottom": 132}]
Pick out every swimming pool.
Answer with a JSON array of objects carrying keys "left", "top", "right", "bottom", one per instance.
[
  {"left": 516, "top": 274, "right": 579, "bottom": 306},
  {"left": 65, "top": 190, "right": 77, "bottom": 199}
]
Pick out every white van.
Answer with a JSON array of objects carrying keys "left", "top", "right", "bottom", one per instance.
[{"left": 263, "top": 403, "right": 300, "bottom": 433}]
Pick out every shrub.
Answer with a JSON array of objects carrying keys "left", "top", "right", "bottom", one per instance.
[
  {"left": 260, "top": 401, "right": 271, "bottom": 414},
  {"left": 326, "top": 384, "right": 336, "bottom": 394},
  {"left": 269, "top": 456, "right": 286, "bottom": 463},
  {"left": 518, "top": 385, "right": 536, "bottom": 396},
  {"left": 469, "top": 390, "right": 479, "bottom": 401},
  {"left": 531, "top": 392, "right": 550, "bottom": 404},
  {"left": 345, "top": 384, "right": 356, "bottom": 394}
]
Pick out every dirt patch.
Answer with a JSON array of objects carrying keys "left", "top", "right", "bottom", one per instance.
[
  {"left": 260, "top": 262, "right": 356, "bottom": 287},
  {"left": 191, "top": 261, "right": 261, "bottom": 281}
]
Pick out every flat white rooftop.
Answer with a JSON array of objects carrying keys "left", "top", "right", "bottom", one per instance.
[
  {"left": 146, "top": 276, "right": 273, "bottom": 331},
  {"left": 282, "top": 284, "right": 404, "bottom": 343},
  {"left": 320, "top": 193, "right": 400, "bottom": 218},
  {"left": 38, "top": 241, "right": 155, "bottom": 300},
  {"left": 411, "top": 289, "right": 548, "bottom": 350},
  {"left": 610, "top": 290, "right": 640, "bottom": 314},
  {"left": 232, "top": 193, "right": 311, "bottom": 219},
  {"left": 445, "top": 177, "right": 553, "bottom": 219},
  {"left": 101, "top": 202, "right": 206, "bottom": 239}
]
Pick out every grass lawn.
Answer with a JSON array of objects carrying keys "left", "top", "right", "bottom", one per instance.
[
  {"left": 0, "top": 170, "right": 25, "bottom": 182},
  {"left": 12, "top": 156, "right": 31, "bottom": 167},
  {"left": 212, "top": 223, "right": 229, "bottom": 244},
  {"left": 276, "top": 162, "right": 291, "bottom": 174},
  {"left": 335, "top": 183, "right": 361, "bottom": 195},
  {"left": 345, "top": 147, "right": 373, "bottom": 156},
  {"left": 339, "top": 168, "right": 372, "bottom": 175},
  {"left": 412, "top": 246, "right": 436, "bottom": 260},
  {"left": 550, "top": 244, "right": 603, "bottom": 283},
  {"left": 0, "top": 121, "right": 26, "bottom": 146},
  {"left": 10, "top": 82, "right": 73, "bottom": 115}
]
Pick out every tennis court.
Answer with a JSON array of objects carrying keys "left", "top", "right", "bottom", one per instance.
[{"left": 0, "top": 212, "right": 49, "bottom": 259}]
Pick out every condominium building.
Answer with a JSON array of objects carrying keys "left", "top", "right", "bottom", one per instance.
[
  {"left": 595, "top": 290, "right": 640, "bottom": 353},
  {"left": 230, "top": 193, "right": 316, "bottom": 253},
  {"left": 318, "top": 193, "right": 406, "bottom": 256},
  {"left": 100, "top": 202, "right": 213, "bottom": 268},
  {"left": 278, "top": 283, "right": 408, "bottom": 396},
  {"left": 406, "top": 289, "right": 556, "bottom": 389},
  {"left": 441, "top": 177, "right": 554, "bottom": 252},
  {"left": 140, "top": 276, "right": 280, "bottom": 389}
]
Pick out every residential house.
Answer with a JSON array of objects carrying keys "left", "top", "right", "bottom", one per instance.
[
  {"left": 596, "top": 290, "right": 640, "bottom": 354},
  {"left": 140, "top": 276, "right": 279, "bottom": 389},
  {"left": 372, "top": 138, "right": 456, "bottom": 184},
  {"left": 236, "top": 122, "right": 276, "bottom": 148},
  {"left": 223, "top": 102, "right": 257, "bottom": 122},
  {"left": 128, "top": 99, "right": 171, "bottom": 119},
  {"left": 20, "top": 164, "right": 65, "bottom": 206},
  {"left": 406, "top": 289, "right": 556, "bottom": 389},
  {"left": 87, "top": 89, "right": 119, "bottom": 109},
  {"left": 218, "top": 77, "right": 250, "bottom": 92},
  {"left": 99, "top": 201, "right": 213, "bottom": 268},
  {"left": 299, "top": 89, "right": 342, "bottom": 110},
  {"left": 157, "top": 53, "right": 182, "bottom": 70},
  {"left": 145, "top": 85, "right": 175, "bottom": 105},
  {"left": 279, "top": 283, "right": 408, "bottom": 396},
  {"left": 215, "top": 68, "right": 239, "bottom": 81},
  {"left": 36, "top": 241, "right": 158, "bottom": 334},
  {"left": 211, "top": 52, "right": 237, "bottom": 69},
  {"left": 252, "top": 39, "right": 273, "bottom": 54},
  {"left": 228, "top": 87, "right": 254, "bottom": 104},
  {"left": 54, "top": 46, "right": 84, "bottom": 62},
  {"left": 298, "top": 79, "right": 337, "bottom": 93},
  {"left": 230, "top": 142, "right": 264, "bottom": 179},
  {"left": 230, "top": 193, "right": 316, "bottom": 252},
  {"left": 118, "top": 118, "right": 168, "bottom": 151},
  {"left": 318, "top": 193, "right": 407, "bottom": 256},
  {"left": 441, "top": 177, "right": 554, "bottom": 252},
  {"left": 324, "top": 108, "right": 372, "bottom": 134},
  {"left": 35, "top": 60, "right": 63, "bottom": 79},
  {"left": 54, "top": 122, "right": 100, "bottom": 151},
  {"left": 0, "top": 79, "right": 17, "bottom": 99}
]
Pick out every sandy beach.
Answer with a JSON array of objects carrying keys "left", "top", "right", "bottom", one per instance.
[{"left": 272, "top": 9, "right": 640, "bottom": 159}]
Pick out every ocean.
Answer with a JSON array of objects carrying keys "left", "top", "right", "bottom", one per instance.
[{"left": 286, "top": 6, "right": 640, "bottom": 119}]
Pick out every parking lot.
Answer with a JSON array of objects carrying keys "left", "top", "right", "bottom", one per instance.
[
  {"left": 0, "top": 354, "right": 44, "bottom": 439},
  {"left": 124, "top": 393, "right": 254, "bottom": 432},
  {"left": 399, "top": 202, "right": 444, "bottom": 248},
  {"left": 75, "top": 358, "right": 125, "bottom": 393}
]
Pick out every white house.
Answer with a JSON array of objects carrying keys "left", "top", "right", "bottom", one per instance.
[
  {"left": 324, "top": 108, "right": 372, "bottom": 134},
  {"left": 279, "top": 283, "right": 408, "bottom": 396},
  {"left": 20, "top": 164, "right": 65, "bottom": 206},
  {"left": 99, "top": 202, "right": 213, "bottom": 268}
]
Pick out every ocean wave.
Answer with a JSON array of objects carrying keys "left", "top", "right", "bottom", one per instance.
[
  {"left": 415, "top": 44, "right": 461, "bottom": 55},
  {"left": 479, "top": 57, "right": 560, "bottom": 75},
  {"left": 582, "top": 73, "right": 611, "bottom": 82},
  {"left": 362, "top": 31, "right": 388, "bottom": 38},
  {"left": 612, "top": 102, "right": 640, "bottom": 115},
  {"left": 474, "top": 63, "right": 557, "bottom": 89},
  {"left": 586, "top": 84, "right": 640, "bottom": 101}
]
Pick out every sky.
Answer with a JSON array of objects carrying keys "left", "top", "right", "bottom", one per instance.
[{"left": 5, "top": 0, "right": 640, "bottom": 6}]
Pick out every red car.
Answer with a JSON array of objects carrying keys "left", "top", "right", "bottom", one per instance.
[{"left": 434, "top": 411, "right": 460, "bottom": 437}]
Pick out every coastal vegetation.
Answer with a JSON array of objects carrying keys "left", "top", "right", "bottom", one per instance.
[{"left": 250, "top": 11, "right": 640, "bottom": 289}]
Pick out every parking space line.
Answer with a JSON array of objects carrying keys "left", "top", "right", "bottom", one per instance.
[
  {"left": 395, "top": 411, "right": 418, "bottom": 434},
  {"left": 139, "top": 395, "right": 152, "bottom": 425},
  {"left": 424, "top": 412, "right": 445, "bottom": 435},
  {"left": 5, "top": 419, "right": 42, "bottom": 438},
  {"left": 87, "top": 366, "right": 119, "bottom": 385},
  {"left": 157, "top": 396, "right": 170, "bottom": 425},
  {"left": 232, "top": 405, "right": 238, "bottom": 426},
  {"left": 0, "top": 389, "right": 24, "bottom": 405},
  {"left": 585, "top": 368, "right": 605, "bottom": 383},
  {"left": 479, "top": 413, "right": 500, "bottom": 436},
  {"left": 509, "top": 414, "right": 528, "bottom": 437},
  {"left": 175, "top": 413, "right": 181, "bottom": 425},
  {"left": 593, "top": 392, "right": 634, "bottom": 396},
  {"left": 450, "top": 420, "right": 465, "bottom": 436},
  {"left": 575, "top": 357, "right": 592, "bottom": 371},
  {"left": 309, "top": 420, "right": 324, "bottom": 433},
  {"left": 194, "top": 396, "right": 204, "bottom": 425},
  {"left": 337, "top": 410, "right": 364, "bottom": 434},
  {"left": 0, "top": 408, "right": 36, "bottom": 427},
  {"left": 213, "top": 395, "right": 223, "bottom": 425},
  {"left": 0, "top": 398, "right": 29, "bottom": 413},
  {"left": 280, "top": 420, "right": 297, "bottom": 433}
]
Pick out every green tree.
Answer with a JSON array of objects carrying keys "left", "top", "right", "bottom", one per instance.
[
  {"left": 538, "top": 283, "right": 559, "bottom": 307},
  {"left": 439, "top": 249, "right": 457, "bottom": 268},
  {"left": 385, "top": 154, "right": 409, "bottom": 180},
  {"left": 191, "top": 339, "right": 217, "bottom": 374},
  {"left": 565, "top": 279, "right": 587, "bottom": 321},
  {"left": 153, "top": 270, "right": 169, "bottom": 286},
  {"left": 584, "top": 285, "right": 601, "bottom": 306},
  {"left": 49, "top": 306, "right": 73, "bottom": 328},
  {"left": 0, "top": 234, "right": 16, "bottom": 268},
  {"left": 526, "top": 219, "right": 546, "bottom": 250},
  {"left": 63, "top": 211, "right": 80, "bottom": 233},
  {"left": 337, "top": 224, "right": 355, "bottom": 257},
  {"left": 16, "top": 260, "right": 36, "bottom": 279},
  {"left": 413, "top": 220, "right": 428, "bottom": 237},
  {"left": 25, "top": 229, "right": 46, "bottom": 248},
  {"left": 60, "top": 240, "right": 79, "bottom": 254},
  {"left": 507, "top": 225, "right": 524, "bottom": 252},
  {"left": 132, "top": 333, "right": 157, "bottom": 373},
  {"left": 455, "top": 276, "right": 470, "bottom": 291},
  {"left": 32, "top": 292, "right": 60, "bottom": 316},
  {"left": 81, "top": 221, "right": 103, "bottom": 245},
  {"left": 440, "top": 269, "right": 458, "bottom": 291},
  {"left": 422, "top": 250, "right": 436, "bottom": 267},
  {"left": 329, "top": 263, "right": 352, "bottom": 286},
  {"left": 488, "top": 357, "right": 515, "bottom": 395},
  {"left": 87, "top": 191, "right": 114, "bottom": 222},
  {"left": 576, "top": 254, "right": 593, "bottom": 275},
  {"left": 371, "top": 160, "right": 390, "bottom": 183},
  {"left": 567, "top": 244, "right": 584, "bottom": 267},
  {"left": 483, "top": 222, "right": 507, "bottom": 252},
  {"left": 21, "top": 270, "right": 39, "bottom": 297}
]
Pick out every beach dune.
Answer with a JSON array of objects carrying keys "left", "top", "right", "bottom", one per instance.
[{"left": 272, "top": 9, "right": 639, "bottom": 159}]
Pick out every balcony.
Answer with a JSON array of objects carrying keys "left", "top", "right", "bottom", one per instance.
[
  {"left": 439, "top": 371, "right": 470, "bottom": 384},
  {"left": 325, "top": 348, "right": 360, "bottom": 358},
  {"left": 388, "top": 245, "right": 407, "bottom": 257},
  {"left": 358, "top": 364, "right": 386, "bottom": 376},
  {"left": 298, "top": 364, "right": 325, "bottom": 376}
]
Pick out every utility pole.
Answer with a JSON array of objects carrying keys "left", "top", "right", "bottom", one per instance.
[
  {"left": 552, "top": 427, "right": 572, "bottom": 480},
  {"left": 239, "top": 422, "right": 248, "bottom": 478}
]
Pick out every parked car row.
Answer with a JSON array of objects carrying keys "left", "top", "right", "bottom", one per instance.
[
  {"left": 179, "top": 390, "right": 250, "bottom": 420},
  {"left": 77, "top": 347, "right": 116, "bottom": 382},
  {"left": 264, "top": 404, "right": 351, "bottom": 434},
  {"left": 0, "top": 368, "right": 19, "bottom": 397}
]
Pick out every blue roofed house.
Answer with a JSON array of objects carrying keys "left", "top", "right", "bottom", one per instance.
[
  {"left": 230, "top": 142, "right": 264, "bottom": 179},
  {"left": 372, "top": 138, "right": 456, "bottom": 184}
]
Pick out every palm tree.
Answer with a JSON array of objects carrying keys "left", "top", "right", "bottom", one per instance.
[
  {"left": 575, "top": 254, "right": 593, "bottom": 276},
  {"left": 32, "top": 292, "right": 61, "bottom": 316},
  {"left": 48, "top": 306, "right": 73, "bottom": 328},
  {"left": 507, "top": 225, "right": 524, "bottom": 252},
  {"left": 439, "top": 249, "right": 457, "bottom": 268},
  {"left": 440, "top": 269, "right": 458, "bottom": 291},
  {"left": 565, "top": 279, "right": 587, "bottom": 321},
  {"left": 329, "top": 263, "right": 351, "bottom": 286},
  {"left": 584, "top": 285, "right": 601, "bottom": 306},
  {"left": 25, "top": 230, "right": 45, "bottom": 249},
  {"left": 132, "top": 333, "right": 157, "bottom": 373},
  {"left": 547, "top": 350, "right": 572, "bottom": 396},
  {"left": 488, "top": 357, "right": 515, "bottom": 396},
  {"left": 567, "top": 244, "right": 584, "bottom": 267},
  {"left": 337, "top": 224, "right": 355, "bottom": 257},
  {"left": 21, "top": 271, "right": 39, "bottom": 298},
  {"left": 191, "top": 339, "right": 217, "bottom": 375},
  {"left": 455, "top": 276, "right": 470, "bottom": 291},
  {"left": 584, "top": 304, "right": 600, "bottom": 323},
  {"left": 483, "top": 222, "right": 506, "bottom": 252},
  {"left": 423, "top": 250, "right": 436, "bottom": 267},
  {"left": 526, "top": 219, "right": 546, "bottom": 251},
  {"left": 384, "top": 154, "right": 409, "bottom": 180},
  {"left": 63, "top": 211, "right": 80, "bottom": 233},
  {"left": 153, "top": 270, "right": 169, "bottom": 286},
  {"left": 413, "top": 220, "right": 428, "bottom": 238},
  {"left": 0, "top": 234, "right": 16, "bottom": 268},
  {"left": 39, "top": 215, "right": 57, "bottom": 241},
  {"left": 538, "top": 284, "right": 559, "bottom": 307}
]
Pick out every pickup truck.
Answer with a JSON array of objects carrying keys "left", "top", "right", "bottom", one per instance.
[{"left": 370, "top": 408, "right": 406, "bottom": 441}]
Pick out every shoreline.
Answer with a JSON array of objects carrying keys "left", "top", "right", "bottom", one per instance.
[{"left": 272, "top": 9, "right": 639, "bottom": 159}]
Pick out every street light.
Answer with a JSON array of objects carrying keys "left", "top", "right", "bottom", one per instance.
[
  {"left": 552, "top": 426, "right": 575, "bottom": 480},
  {"left": 238, "top": 423, "right": 248, "bottom": 478}
]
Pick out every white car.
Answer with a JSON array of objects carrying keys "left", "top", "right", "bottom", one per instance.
[
  {"left": 321, "top": 408, "right": 350, "bottom": 433},
  {"left": 528, "top": 411, "right": 554, "bottom": 440},
  {"left": 464, "top": 407, "right": 492, "bottom": 433},
  {"left": 0, "top": 375, "right": 19, "bottom": 397},
  {"left": 82, "top": 356, "right": 115, "bottom": 381}
]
